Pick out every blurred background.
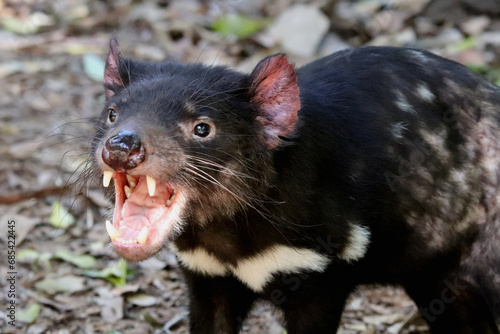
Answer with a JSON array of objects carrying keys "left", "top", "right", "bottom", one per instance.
[{"left": 0, "top": 0, "right": 499, "bottom": 333}]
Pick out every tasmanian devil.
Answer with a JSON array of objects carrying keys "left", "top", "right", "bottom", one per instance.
[{"left": 91, "top": 37, "right": 500, "bottom": 333}]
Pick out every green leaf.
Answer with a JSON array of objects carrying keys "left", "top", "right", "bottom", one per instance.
[
  {"left": 17, "top": 303, "right": 41, "bottom": 324},
  {"left": 17, "top": 249, "right": 40, "bottom": 262},
  {"left": 467, "top": 64, "right": 500, "bottom": 87},
  {"left": 1, "top": 13, "right": 54, "bottom": 35},
  {"left": 17, "top": 249, "right": 52, "bottom": 270},
  {"left": 38, "top": 252, "right": 53, "bottom": 270},
  {"left": 126, "top": 293, "right": 158, "bottom": 306},
  {"left": 55, "top": 250, "right": 97, "bottom": 269},
  {"left": 212, "top": 14, "right": 269, "bottom": 39},
  {"left": 142, "top": 311, "right": 161, "bottom": 326},
  {"left": 467, "top": 64, "right": 488, "bottom": 74},
  {"left": 50, "top": 201, "right": 75, "bottom": 229},
  {"left": 35, "top": 276, "right": 86, "bottom": 295},
  {"left": 85, "top": 259, "right": 128, "bottom": 287},
  {"left": 90, "top": 241, "right": 105, "bottom": 252},
  {"left": 455, "top": 37, "right": 476, "bottom": 52},
  {"left": 83, "top": 54, "right": 105, "bottom": 82}
]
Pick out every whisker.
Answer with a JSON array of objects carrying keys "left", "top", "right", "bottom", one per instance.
[{"left": 184, "top": 162, "right": 298, "bottom": 234}]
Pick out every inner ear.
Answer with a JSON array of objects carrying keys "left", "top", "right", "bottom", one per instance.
[
  {"left": 249, "top": 54, "right": 300, "bottom": 149},
  {"left": 104, "top": 37, "right": 127, "bottom": 99}
]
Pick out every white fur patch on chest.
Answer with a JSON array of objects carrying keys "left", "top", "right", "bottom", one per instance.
[
  {"left": 233, "top": 246, "right": 330, "bottom": 292},
  {"left": 174, "top": 247, "right": 228, "bottom": 276},
  {"left": 172, "top": 245, "right": 331, "bottom": 292}
]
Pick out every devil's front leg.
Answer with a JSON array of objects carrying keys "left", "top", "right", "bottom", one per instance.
[
  {"left": 183, "top": 270, "right": 258, "bottom": 334},
  {"left": 264, "top": 269, "right": 356, "bottom": 334}
]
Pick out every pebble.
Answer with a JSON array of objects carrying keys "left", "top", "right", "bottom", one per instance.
[
  {"left": 460, "top": 16, "right": 491, "bottom": 36},
  {"left": 134, "top": 44, "right": 167, "bottom": 61},
  {"left": 479, "top": 31, "right": 500, "bottom": 47},
  {"left": 318, "top": 33, "right": 351, "bottom": 57},
  {"left": 266, "top": 4, "right": 329, "bottom": 57},
  {"left": 412, "top": 27, "right": 463, "bottom": 49},
  {"left": 370, "top": 28, "right": 416, "bottom": 47},
  {"left": 414, "top": 16, "right": 438, "bottom": 36}
]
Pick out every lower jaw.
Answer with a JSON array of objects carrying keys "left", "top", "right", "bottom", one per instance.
[
  {"left": 112, "top": 242, "right": 162, "bottom": 262},
  {"left": 109, "top": 220, "right": 171, "bottom": 261},
  {"left": 110, "top": 196, "right": 186, "bottom": 262}
]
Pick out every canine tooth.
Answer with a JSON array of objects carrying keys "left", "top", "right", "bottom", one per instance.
[
  {"left": 103, "top": 171, "right": 113, "bottom": 187},
  {"left": 126, "top": 175, "right": 136, "bottom": 188},
  {"left": 166, "top": 199, "right": 173, "bottom": 206},
  {"left": 105, "top": 220, "right": 119, "bottom": 241},
  {"left": 124, "top": 185, "right": 132, "bottom": 199},
  {"left": 172, "top": 189, "right": 177, "bottom": 195},
  {"left": 146, "top": 175, "right": 156, "bottom": 197},
  {"left": 137, "top": 226, "right": 149, "bottom": 244}
]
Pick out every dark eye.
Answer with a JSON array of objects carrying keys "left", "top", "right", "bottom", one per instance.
[
  {"left": 108, "top": 108, "right": 117, "bottom": 123},
  {"left": 194, "top": 123, "right": 211, "bottom": 138}
]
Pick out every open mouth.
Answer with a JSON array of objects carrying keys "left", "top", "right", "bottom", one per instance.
[{"left": 102, "top": 171, "right": 180, "bottom": 261}]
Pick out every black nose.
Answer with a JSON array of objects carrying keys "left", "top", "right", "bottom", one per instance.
[{"left": 102, "top": 131, "right": 145, "bottom": 170}]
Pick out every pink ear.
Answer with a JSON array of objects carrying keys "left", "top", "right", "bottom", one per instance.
[
  {"left": 104, "top": 37, "right": 124, "bottom": 99},
  {"left": 250, "top": 54, "right": 300, "bottom": 149}
]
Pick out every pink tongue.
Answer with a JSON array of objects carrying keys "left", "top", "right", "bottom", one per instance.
[
  {"left": 121, "top": 201, "right": 165, "bottom": 226},
  {"left": 119, "top": 216, "right": 149, "bottom": 239},
  {"left": 117, "top": 176, "right": 170, "bottom": 238}
]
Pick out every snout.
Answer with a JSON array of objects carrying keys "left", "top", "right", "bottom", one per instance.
[{"left": 101, "top": 130, "right": 146, "bottom": 170}]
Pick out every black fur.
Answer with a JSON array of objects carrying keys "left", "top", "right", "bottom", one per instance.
[{"left": 92, "top": 42, "right": 500, "bottom": 333}]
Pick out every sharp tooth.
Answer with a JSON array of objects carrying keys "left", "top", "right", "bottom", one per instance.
[
  {"left": 105, "top": 220, "right": 119, "bottom": 241},
  {"left": 136, "top": 226, "right": 149, "bottom": 244},
  {"left": 103, "top": 171, "right": 113, "bottom": 187},
  {"left": 167, "top": 190, "right": 176, "bottom": 205},
  {"left": 146, "top": 175, "right": 156, "bottom": 197},
  {"left": 126, "top": 175, "right": 136, "bottom": 188},
  {"left": 124, "top": 185, "right": 132, "bottom": 199}
]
